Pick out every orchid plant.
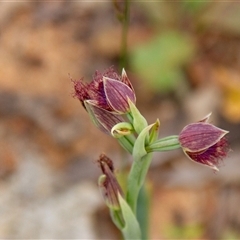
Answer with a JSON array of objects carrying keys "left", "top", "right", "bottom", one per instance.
[{"left": 73, "top": 67, "right": 229, "bottom": 239}]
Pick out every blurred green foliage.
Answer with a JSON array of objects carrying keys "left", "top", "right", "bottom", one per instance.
[
  {"left": 164, "top": 224, "right": 240, "bottom": 239},
  {"left": 222, "top": 229, "right": 240, "bottom": 240},
  {"left": 162, "top": 223, "right": 203, "bottom": 239},
  {"left": 129, "top": 1, "right": 240, "bottom": 95},
  {"left": 130, "top": 31, "right": 195, "bottom": 93},
  {"left": 181, "top": 1, "right": 209, "bottom": 14}
]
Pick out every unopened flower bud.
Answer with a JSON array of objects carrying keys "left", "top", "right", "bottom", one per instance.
[{"left": 97, "top": 154, "right": 124, "bottom": 210}]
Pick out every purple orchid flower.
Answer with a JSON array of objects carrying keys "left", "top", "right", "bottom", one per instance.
[
  {"left": 179, "top": 114, "right": 229, "bottom": 171},
  {"left": 73, "top": 67, "right": 135, "bottom": 133}
]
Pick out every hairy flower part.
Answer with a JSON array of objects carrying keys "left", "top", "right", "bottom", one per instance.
[
  {"left": 73, "top": 67, "right": 135, "bottom": 133},
  {"left": 179, "top": 119, "right": 229, "bottom": 171},
  {"left": 74, "top": 67, "right": 135, "bottom": 113},
  {"left": 98, "top": 154, "right": 124, "bottom": 210}
]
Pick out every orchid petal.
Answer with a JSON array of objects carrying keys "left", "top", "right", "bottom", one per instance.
[
  {"left": 104, "top": 77, "right": 136, "bottom": 113},
  {"left": 179, "top": 123, "right": 228, "bottom": 152},
  {"left": 85, "top": 100, "right": 124, "bottom": 134}
]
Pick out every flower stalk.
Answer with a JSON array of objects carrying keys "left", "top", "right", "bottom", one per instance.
[
  {"left": 146, "top": 135, "right": 181, "bottom": 152},
  {"left": 113, "top": 0, "right": 130, "bottom": 69},
  {"left": 73, "top": 67, "right": 229, "bottom": 240}
]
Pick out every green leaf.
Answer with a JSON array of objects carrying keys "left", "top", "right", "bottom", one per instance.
[
  {"left": 132, "top": 123, "right": 155, "bottom": 160},
  {"left": 128, "top": 99, "right": 148, "bottom": 135},
  {"left": 110, "top": 209, "right": 124, "bottom": 230},
  {"left": 118, "top": 193, "right": 142, "bottom": 240},
  {"left": 149, "top": 119, "right": 160, "bottom": 144}
]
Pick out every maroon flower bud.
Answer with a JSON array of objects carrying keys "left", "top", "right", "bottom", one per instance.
[
  {"left": 97, "top": 154, "right": 124, "bottom": 210},
  {"left": 73, "top": 67, "right": 136, "bottom": 133},
  {"left": 179, "top": 115, "right": 229, "bottom": 171}
]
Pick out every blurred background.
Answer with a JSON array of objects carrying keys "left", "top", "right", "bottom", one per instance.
[{"left": 0, "top": 1, "right": 240, "bottom": 239}]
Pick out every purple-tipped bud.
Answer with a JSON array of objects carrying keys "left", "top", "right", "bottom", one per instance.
[
  {"left": 73, "top": 67, "right": 136, "bottom": 133},
  {"left": 97, "top": 154, "right": 124, "bottom": 210},
  {"left": 103, "top": 77, "right": 136, "bottom": 113},
  {"left": 179, "top": 116, "right": 229, "bottom": 171}
]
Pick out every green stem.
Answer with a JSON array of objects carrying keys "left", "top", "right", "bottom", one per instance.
[
  {"left": 126, "top": 152, "right": 153, "bottom": 214},
  {"left": 146, "top": 135, "right": 181, "bottom": 152},
  {"left": 137, "top": 185, "right": 150, "bottom": 240},
  {"left": 118, "top": 134, "right": 136, "bottom": 154},
  {"left": 126, "top": 152, "right": 152, "bottom": 240},
  {"left": 120, "top": 0, "right": 130, "bottom": 69},
  {"left": 126, "top": 112, "right": 133, "bottom": 123}
]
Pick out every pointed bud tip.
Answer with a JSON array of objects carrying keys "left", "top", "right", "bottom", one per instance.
[
  {"left": 212, "top": 166, "right": 219, "bottom": 172},
  {"left": 223, "top": 130, "right": 229, "bottom": 134},
  {"left": 199, "top": 112, "right": 212, "bottom": 123},
  {"left": 155, "top": 118, "right": 160, "bottom": 127},
  {"left": 122, "top": 68, "right": 127, "bottom": 77}
]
